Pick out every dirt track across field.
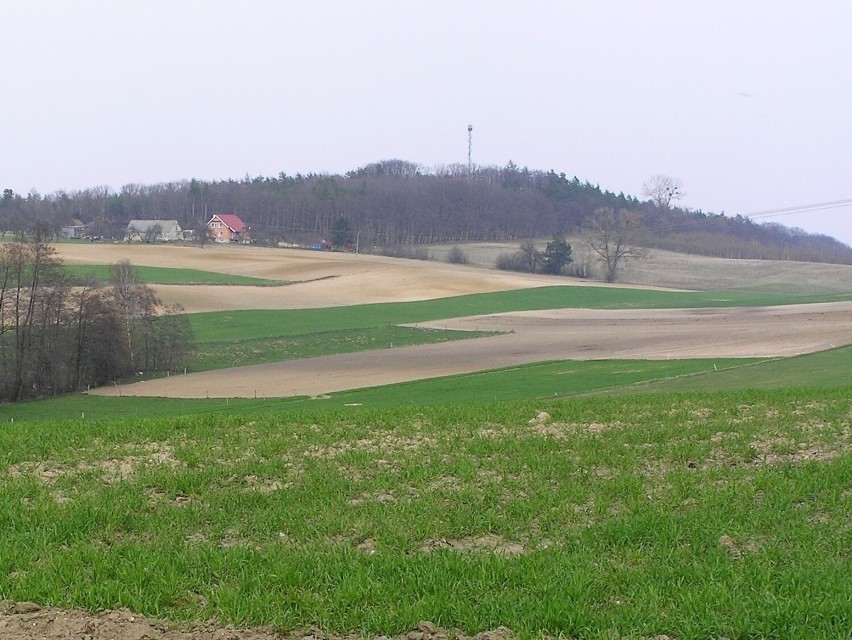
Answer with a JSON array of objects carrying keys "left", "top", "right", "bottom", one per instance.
[{"left": 90, "top": 302, "right": 852, "bottom": 399}]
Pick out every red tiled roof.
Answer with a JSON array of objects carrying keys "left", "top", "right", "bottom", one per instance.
[{"left": 211, "top": 214, "right": 246, "bottom": 233}]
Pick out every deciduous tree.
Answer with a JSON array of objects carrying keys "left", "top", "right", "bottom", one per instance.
[
  {"left": 587, "top": 207, "right": 644, "bottom": 282},
  {"left": 519, "top": 242, "right": 542, "bottom": 272},
  {"left": 642, "top": 175, "right": 683, "bottom": 210}
]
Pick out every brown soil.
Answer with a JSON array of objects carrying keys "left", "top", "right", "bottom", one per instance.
[
  {"left": 54, "top": 243, "right": 589, "bottom": 312},
  {"left": 0, "top": 602, "right": 512, "bottom": 640}
]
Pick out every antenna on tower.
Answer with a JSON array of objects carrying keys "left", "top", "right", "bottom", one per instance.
[{"left": 467, "top": 124, "right": 473, "bottom": 175}]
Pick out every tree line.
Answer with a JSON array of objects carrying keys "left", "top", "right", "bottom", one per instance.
[
  {"left": 2, "top": 160, "right": 850, "bottom": 264},
  {"left": 0, "top": 236, "right": 194, "bottom": 402}
]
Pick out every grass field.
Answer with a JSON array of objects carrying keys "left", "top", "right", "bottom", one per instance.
[{"left": 1, "top": 388, "right": 849, "bottom": 639}]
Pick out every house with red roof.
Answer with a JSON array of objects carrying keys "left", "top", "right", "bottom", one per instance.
[{"left": 206, "top": 213, "right": 248, "bottom": 243}]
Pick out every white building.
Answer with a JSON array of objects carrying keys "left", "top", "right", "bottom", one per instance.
[{"left": 125, "top": 220, "right": 184, "bottom": 242}]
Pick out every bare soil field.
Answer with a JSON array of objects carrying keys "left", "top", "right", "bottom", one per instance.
[
  {"left": 91, "top": 302, "right": 852, "bottom": 399},
  {"left": 54, "top": 243, "right": 580, "bottom": 312}
]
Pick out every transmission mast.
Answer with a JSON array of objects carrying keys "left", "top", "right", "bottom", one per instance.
[{"left": 467, "top": 124, "right": 473, "bottom": 174}]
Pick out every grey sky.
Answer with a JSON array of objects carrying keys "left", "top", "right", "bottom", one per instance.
[{"left": 3, "top": 0, "right": 851, "bottom": 246}]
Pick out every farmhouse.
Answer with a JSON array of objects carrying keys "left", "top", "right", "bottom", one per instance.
[
  {"left": 59, "top": 219, "right": 88, "bottom": 239},
  {"left": 125, "top": 219, "right": 184, "bottom": 242},
  {"left": 206, "top": 213, "right": 248, "bottom": 243}
]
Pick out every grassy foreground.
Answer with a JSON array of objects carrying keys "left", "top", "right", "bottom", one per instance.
[{"left": 1, "top": 389, "right": 849, "bottom": 638}]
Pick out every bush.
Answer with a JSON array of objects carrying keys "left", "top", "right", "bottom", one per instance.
[
  {"left": 446, "top": 246, "right": 469, "bottom": 264},
  {"left": 371, "top": 245, "right": 431, "bottom": 261},
  {"left": 495, "top": 252, "right": 529, "bottom": 272}
]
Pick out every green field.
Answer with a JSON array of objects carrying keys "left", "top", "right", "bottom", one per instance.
[
  {"left": 65, "top": 264, "right": 286, "bottom": 286},
  {"left": 1, "top": 389, "right": 849, "bottom": 638}
]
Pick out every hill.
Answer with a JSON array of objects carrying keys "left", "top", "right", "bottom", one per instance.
[{"left": 4, "top": 161, "right": 851, "bottom": 265}]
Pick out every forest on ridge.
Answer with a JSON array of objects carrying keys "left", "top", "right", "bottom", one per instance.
[{"left": 2, "top": 160, "right": 850, "bottom": 264}]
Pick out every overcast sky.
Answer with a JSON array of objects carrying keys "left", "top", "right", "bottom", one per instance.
[{"left": 2, "top": 0, "right": 851, "bottom": 246}]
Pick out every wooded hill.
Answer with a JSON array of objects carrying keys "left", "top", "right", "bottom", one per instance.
[{"left": 3, "top": 160, "right": 850, "bottom": 264}]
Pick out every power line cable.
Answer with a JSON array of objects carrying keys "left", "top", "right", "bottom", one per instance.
[{"left": 743, "top": 198, "right": 852, "bottom": 219}]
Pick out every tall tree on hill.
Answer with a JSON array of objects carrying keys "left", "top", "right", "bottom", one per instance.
[
  {"left": 587, "top": 207, "right": 644, "bottom": 282},
  {"left": 642, "top": 175, "right": 684, "bottom": 210}
]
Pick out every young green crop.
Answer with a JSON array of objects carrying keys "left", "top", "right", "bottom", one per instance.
[{"left": 1, "top": 389, "right": 849, "bottom": 638}]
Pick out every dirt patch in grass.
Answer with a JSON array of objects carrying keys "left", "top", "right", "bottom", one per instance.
[
  {"left": 302, "top": 433, "right": 438, "bottom": 460},
  {"left": 0, "top": 602, "right": 519, "bottom": 640},
  {"left": 8, "top": 442, "right": 181, "bottom": 486},
  {"left": 419, "top": 535, "right": 529, "bottom": 556},
  {"left": 718, "top": 534, "right": 760, "bottom": 558},
  {"left": 747, "top": 426, "right": 852, "bottom": 466}
]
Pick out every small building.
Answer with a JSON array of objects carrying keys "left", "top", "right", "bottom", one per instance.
[
  {"left": 60, "top": 219, "right": 88, "bottom": 239},
  {"left": 125, "top": 220, "right": 184, "bottom": 242},
  {"left": 206, "top": 213, "right": 248, "bottom": 243}
]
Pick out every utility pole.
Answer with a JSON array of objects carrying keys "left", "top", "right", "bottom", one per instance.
[{"left": 467, "top": 124, "right": 473, "bottom": 175}]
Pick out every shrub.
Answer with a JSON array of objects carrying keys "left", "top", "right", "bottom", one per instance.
[
  {"left": 446, "top": 246, "right": 469, "bottom": 264},
  {"left": 495, "top": 252, "right": 529, "bottom": 272}
]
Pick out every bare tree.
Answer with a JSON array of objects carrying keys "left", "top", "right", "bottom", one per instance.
[
  {"left": 147, "top": 304, "right": 194, "bottom": 371},
  {"left": 144, "top": 223, "right": 163, "bottom": 243},
  {"left": 109, "top": 260, "right": 159, "bottom": 369},
  {"left": 195, "top": 219, "right": 212, "bottom": 247},
  {"left": 519, "top": 242, "right": 542, "bottom": 272},
  {"left": 587, "top": 207, "right": 644, "bottom": 282},
  {"left": 0, "top": 238, "right": 67, "bottom": 399},
  {"left": 642, "top": 175, "right": 683, "bottom": 209}
]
